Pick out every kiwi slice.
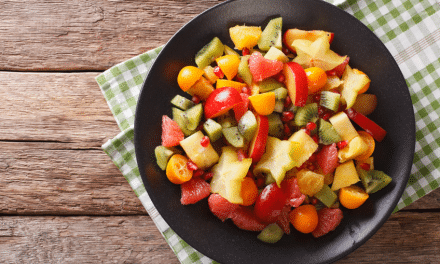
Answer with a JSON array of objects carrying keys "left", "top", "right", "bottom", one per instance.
[
  {"left": 359, "top": 169, "right": 392, "bottom": 194},
  {"left": 222, "top": 126, "right": 245, "bottom": 148},
  {"left": 203, "top": 118, "right": 223, "bottom": 142},
  {"left": 223, "top": 45, "right": 240, "bottom": 57},
  {"left": 217, "top": 111, "right": 238, "bottom": 128},
  {"left": 258, "top": 17, "right": 283, "bottom": 51},
  {"left": 267, "top": 113, "right": 284, "bottom": 138},
  {"left": 273, "top": 100, "right": 284, "bottom": 113},
  {"left": 238, "top": 55, "right": 253, "bottom": 86},
  {"left": 154, "top": 146, "right": 181, "bottom": 170},
  {"left": 172, "top": 107, "right": 194, "bottom": 136},
  {"left": 320, "top": 91, "right": 341, "bottom": 112},
  {"left": 318, "top": 118, "right": 342, "bottom": 145},
  {"left": 273, "top": 87, "right": 288, "bottom": 101},
  {"left": 258, "top": 78, "right": 285, "bottom": 93},
  {"left": 170, "top": 94, "right": 195, "bottom": 110},
  {"left": 185, "top": 103, "right": 203, "bottom": 131},
  {"left": 294, "top": 103, "right": 318, "bottom": 127},
  {"left": 257, "top": 223, "right": 284, "bottom": 244},
  {"left": 238, "top": 111, "right": 257, "bottom": 140},
  {"left": 314, "top": 184, "right": 337, "bottom": 208},
  {"left": 195, "top": 37, "right": 224, "bottom": 69}
]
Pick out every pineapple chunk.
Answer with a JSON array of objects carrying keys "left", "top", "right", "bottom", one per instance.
[
  {"left": 288, "top": 129, "right": 319, "bottom": 167},
  {"left": 331, "top": 160, "right": 360, "bottom": 191},
  {"left": 229, "top": 25, "right": 262, "bottom": 50},
  {"left": 329, "top": 112, "right": 358, "bottom": 142},
  {"left": 210, "top": 146, "right": 252, "bottom": 204},
  {"left": 296, "top": 170, "right": 325, "bottom": 196},
  {"left": 338, "top": 136, "right": 369, "bottom": 163},
  {"left": 340, "top": 65, "right": 371, "bottom": 109},
  {"left": 264, "top": 46, "right": 289, "bottom": 63},
  {"left": 179, "top": 131, "right": 219, "bottom": 169}
]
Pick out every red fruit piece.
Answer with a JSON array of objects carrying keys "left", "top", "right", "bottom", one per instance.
[
  {"left": 254, "top": 183, "right": 286, "bottom": 223},
  {"left": 281, "top": 178, "right": 305, "bottom": 207},
  {"left": 204, "top": 87, "right": 243, "bottom": 119},
  {"left": 231, "top": 206, "right": 267, "bottom": 231},
  {"left": 208, "top": 194, "right": 240, "bottom": 222},
  {"left": 312, "top": 208, "right": 343, "bottom": 238},
  {"left": 233, "top": 93, "right": 250, "bottom": 122},
  {"left": 316, "top": 143, "right": 339, "bottom": 175},
  {"left": 276, "top": 206, "right": 292, "bottom": 235},
  {"left": 180, "top": 178, "right": 211, "bottom": 205},
  {"left": 248, "top": 51, "right": 283, "bottom": 82},
  {"left": 327, "top": 56, "right": 350, "bottom": 77},
  {"left": 161, "top": 115, "right": 184, "bottom": 147}
]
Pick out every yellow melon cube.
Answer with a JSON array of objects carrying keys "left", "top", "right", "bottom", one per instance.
[
  {"left": 296, "top": 170, "right": 325, "bottom": 196},
  {"left": 329, "top": 112, "right": 358, "bottom": 142},
  {"left": 331, "top": 160, "right": 360, "bottom": 191},
  {"left": 179, "top": 131, "right": 219, "bottom": 169},
  {"left": 288, "top": 129, "right": 319, "bottom": 167},
  {"left": 229, "top": 25, "right": 262, "bottom": 50},
  {"left": 338, "top": 136, "right": 369, "bottom": 163}
]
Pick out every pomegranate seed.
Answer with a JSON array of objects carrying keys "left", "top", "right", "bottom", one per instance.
[
  {"left": 313, "top": 94, "right": 321, "bottom": 102},
  {"left": 241, "top": 86, "right": 250, "bottom": 95},
  {"left": 191, "top": 95, "right": 201, "bottom": 104},
  {"left": 322, "top": 112, "right": 332, "bottom": 121},
  {"left": 283, "top": 123, "right": 291, "bottom": 136},
  {"left": 312, "top": 135, "right": 319, "bottom": 144},
  {"left": 186, "top": 160, "right": 198, "bottom": 171},
  {"left": 203, "top": 172, "right": 213, "bottom": 181},
  {"left": 360, "top": 163, "right": 371, "bottom": 171},
  {"left": 193, "top": 169, "right": 205, "bottom": 178},
  {"left": 310, "top": 197, "right": 318, "bottom": 205},
  {"left": 274, "top": 72, "right": 285, "bottom": 83},
  {"left": 256, "top": 178, "right": 265, "bottom": 189},
  {"left": 235, "top": 75, "right": 244, "bottom": 83},
  {"left": 307, "top": 163, "right": 316, "bottom": 171},
  {"left": 200, "top": 136, "right": 210, "bottom": 147},
  {"left": 318, "top": 106, "right": 326, "bottom": 117},
  {"left": 281, "top": 111, "right": 295, "bottom": 122},
  {"left": 326, "top": 69, "right": 337, "bottom": 76},
  {"left": 242, "top": 48, "right": 250, "bottom": 56},
  {"left": 237, "top": 149, "right": 247, "bottom": 161},
  {"left": 213, "top": 66, "right": 224, "bottom": 78},
  {"left": 284, "top": 96, "right": 292, "bottom": 108},
  {"left": 337, "top": 140, "right": 348, "bottom": 149},
  {"left": 330, "top": 89, "right": 341, "bottom": 94},
  {"left": 306, "top": 122, "right": 317, "bottom": 131}
]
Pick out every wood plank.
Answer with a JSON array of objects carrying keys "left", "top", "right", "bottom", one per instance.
[
  {"left": 0, "top": 212, "right": 438, "bottom": 263},
  {"left": 0, "top": 0, "right": 224, "bottom": 71}
]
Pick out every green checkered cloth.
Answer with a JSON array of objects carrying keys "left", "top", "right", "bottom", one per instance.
[{"left": 96, "top": 0, "right": 440, "bottom": 262}]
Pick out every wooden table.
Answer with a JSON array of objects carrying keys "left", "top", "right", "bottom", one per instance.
[{"left": 1, "top": 1, "right": 439, "bottom": 263}]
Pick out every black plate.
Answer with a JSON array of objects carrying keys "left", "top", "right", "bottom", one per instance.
[{"left": 134, "top": 0, "right": 415, "bottom": 263}]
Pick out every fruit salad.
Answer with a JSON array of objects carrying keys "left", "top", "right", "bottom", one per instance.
[{"left": 154, "top": 17, "right": 391, "bottom": 243}]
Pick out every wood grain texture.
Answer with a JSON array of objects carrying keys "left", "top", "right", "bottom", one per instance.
[{"left": 0, "top": 0, "right": 225, "bottom": 71}]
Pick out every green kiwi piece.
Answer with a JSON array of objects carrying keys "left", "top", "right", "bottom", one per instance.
[
  {"left": 195, "top": 37, "right": 224, "bottom": 69},
  {"left": 217, "top": 111, "right": 237, "bottom": 128},
  {"left": 273, "top": 100, "right": 285, "bottom": 113},
  {"left": 258, "top": 17, "right": 283, "bottom": 51},
  {"left": 154, "top": 146, "right": 181, "bottom": 170},
  {"left": 238, "top": 111, "right": 257, "bottom": 140},
  {"left": 238, "top": 55, "right": 253, "bottom": 86},
  {"left": 318, "top": 118, "right": 342, "bottom": 145},
  {"left": 185, "top": 103, "right": 203, "bottom": 131},
  {"left": 223, "top": 45, "right": 240, "bottom": 57},
  {"left": 273, "top": 87, "right": 288, "bottom": 101},
  {"left": 320, "top": 91, "right": 341, "bottom": 112},
  {"left": 203, "top": 118, "right": 223, "bottom": 142},
  {"left": 359, "top": 169, "right": 392, "bottom": 194},
  {"left": 170, "top": 95, "right": 195, "bottom": 110},
  {"left": 258, "top": 78, "right": 285, "bottom": 93},
  {"left": 314, "top": 184, "right": 337, "bottom": 208},
  {"left": 257, "top": 223, "right": 284, "bottom": 244},
  {"left": 172, "top": 107, "right": 194, "bottom": 136},
  {"left": 294, "top": 103, "right": 319, "bottom": 127},
  {"left": 222, "top": 126, "right": 245, "bottom": 148},
  {"left": 267, "top": 113, "right": 284, "bottom": 138}
]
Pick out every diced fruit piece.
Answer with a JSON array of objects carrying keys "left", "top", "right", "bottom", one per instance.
[
  {"left": 237, "top": 55, "right": 253, "bottom": 86},
  {"left": 289, "top": 204, "right": 319, "bottom": 234},
  {"left": 314, "top": 184, "right": 338, "bottom": 208},
  {"left": 345, "top": 108, "right": 387, "bottom": 142},
  {"left": 218, "top": 111, "right": 238, "bottom": 128},
  {"left": 327, "top": 56, "right": 349, "bottom": 77},
  {"left": 154, "top": 146, "right": 180, "bottom": 170},
  {"left": 240, "top": 177, "right": 259, "bottom": 206},
  {"left": 248, "top": 51, "right": 284, "bottom": 82},
  {"left": 253, "top": 137, "right": 299, "bottom": 186},
  {"left": 273, "top": 87, "right": 288, "bottom": 100},
  {"left": 312, "top": 208, "right": 343, "bottom": 238},
  {"left": 276, "top": 207, "right": 292, "bottom": 234},
  {"left": 351, "top": 93, "right": 378, "bottom": 116},
  {"left": 320, "top": 91, "right": 341, "bottom": 112},
  {"left": 223, "top": 44, "right": 240, "bottom": 57},
  {"left": 338, "top": 136, "right": 369, "bottom": 163},
  {"left": 281, "top": 178, "right": 305, "bottom": 208},
  {"left": 322, "top": 75, "right": 343, "bottom": 91},
  {"left": 203, "top": 119, "right": 223, "bottom": 142},
  {"left": 172, "top": 107, "right": 195, "bottom": 136},
  {"left": 356, "top": 156, "right": 374, "bottom": 171},
  {"left": 231, "top": 206, "right": 267, "bottom": 231},
  {"left": 254, "top": 183, "right": 286, "bottom": 223},
  {"left": 288, "top": 129, "right": 319, "bottom": 167},
  {"left": 238, "top": 110, "right": 257, "bottom": 140},
  {"left": 233, "top": 93, "right": 250, "bottom": 122},
  {"left": 329, "top": 112, "right": 359, "bottom": 142},
  {"left": 171, "top": 94, "right": 195, "bottom": 110},
  {"left": 166, "top": 154, "right": 193, "bottom": 184},
  {"left": 316, "top": 143, "right": 339, "bottom": 175},
  {"left": 283, "top": 62, "right": 309, "bottom": 107},
  {"left": 331, "top": 160, "right": 360, "bottom": 191},
  {"left": 354, "top": 131, "right": 375, "bottom": 161},
  {"left": 258, "top": 17, "right": 283, "bottom": 51},
  {"left": 180, "top": 131, "right": 219, "bottom": 169},
  {"left": 195, "top": 37, "right": 224, "bottom": 69},
  {"left": 184, "top": 103, "right": 203, "bottom": 131},
  {"left": 208, "top": 193, "right": 240, "bottom": 222},
  {"left": 305, "top": 67, "right": 328, "bottom": 94},
  {"left": 229, "top": 25, "right": 262, "bottom": 50},
  {"left": 161, "top": 115, "right": 185, "bottom": 147},
  {"left": 249, "top": 92, "right": 276, "bottom": 115},
  {"left": 264, "top": 46, "right": 289, "bottom": 62},
  {"left": 339, "top": 185, "right": 369, "bottom": 209},
  {"left": 210, "top": 147, "right": 252, "bottom": 204},
  {"left": 258, "top": 223, "right": 284, "bottom": 243},
  {"left": 248, "top": 115, "right": 269, "bottom": 162},
  {"left": 216, "top": 79, "right": 247, "bottom": 91},
  {"left": 177, "top": 66, "right": 205, "bottom": 92},
  {"left": 340, "top": 65, "right": 371, "bottom": 109},
  {"left": 296, "top": 170, "right": 325, "bottom": 196},
  {"left": 358, "top": 169, "right": 392, "bottom": 194},
  {"left": 318, "top": 119, "right": 342, "bottom": 145},
  {"left": 257, "top": 78, "right": 285, "bottom": 93},
  {"left": 283, "top": 28, "right": 334, "bottom": 53},
  {"left": 204, "top": 87, "right": 243, "bottom": 119},
  {"left": 203, "top": 65, "right": 220, "bottom": 84},
  {"left": 180, "top": 177, "right": 211, "bottom": 205},
  {"left": 186, "top": 76, "right": 215, "bottom": 100},
  {"left": 294, "top": 103, "right": 318, "bottom": 127},
  {"left": 216, "top": 54, "right": 241, "bottom": 80},
  {"left": 267, "top": 113, "right": 284, "bottom": 138},
  {"left": 292, "top": 36, "right": 347, "bottom": 71},
  {"left": 222, "top": 126, "right": 245, "bottom": 148}
]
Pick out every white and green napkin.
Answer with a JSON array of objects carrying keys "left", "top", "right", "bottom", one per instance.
[{"left": 96, "top": 0, "right": 440, "bottom": 263}]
